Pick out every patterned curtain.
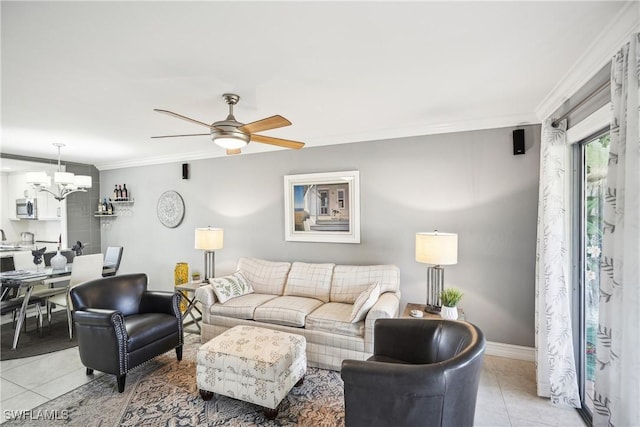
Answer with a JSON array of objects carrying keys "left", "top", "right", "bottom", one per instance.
[
  {"left": 534, "top": 118, "right": 581, "bottom": 407},
  {"left": 594, "top": 33, "right": 640, "bottom": 427}
]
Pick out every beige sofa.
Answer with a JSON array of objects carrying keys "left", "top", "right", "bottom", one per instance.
[{"left": 194, "top": 257, "right": 401, "bottom": 371}]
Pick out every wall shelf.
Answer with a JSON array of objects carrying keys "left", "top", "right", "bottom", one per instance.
[{"left": 94, "top": 198, "right": 134, "bottom": 219}]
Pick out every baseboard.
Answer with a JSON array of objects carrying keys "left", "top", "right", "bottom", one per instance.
[{"left": 486, "top": 341, "right": 535, "bottom": 362}]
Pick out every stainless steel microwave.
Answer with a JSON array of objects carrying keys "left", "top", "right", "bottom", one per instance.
[{"left": 16, "top": 198, "right": 37, "bottom": 219}]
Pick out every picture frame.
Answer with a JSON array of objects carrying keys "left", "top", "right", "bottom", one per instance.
[{"left": 284, "top": 170, "right": 360, "bottom": 244}]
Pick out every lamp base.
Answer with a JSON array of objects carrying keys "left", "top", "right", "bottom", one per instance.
[
  {"left": 424, "top": 304, "right": 441, "bottom": 314},
  {"left": 203, "top": 251, "right": 215, "bottom": 283}
]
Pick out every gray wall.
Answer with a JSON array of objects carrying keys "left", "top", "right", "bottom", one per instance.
[
  {"left": 65, "top": 163, "right": 101, "bottom": 255},
  {"left": 101, "top": 125, "right": 540, "bottom": 347}
]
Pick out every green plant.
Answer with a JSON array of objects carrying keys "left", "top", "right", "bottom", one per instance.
[{"left": 440, "top": 288, "right": 463, "bottom": 307}]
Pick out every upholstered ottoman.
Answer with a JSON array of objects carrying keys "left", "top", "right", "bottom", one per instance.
[{"left": 197, "top": 325, "right": 307, "bottom": 419}]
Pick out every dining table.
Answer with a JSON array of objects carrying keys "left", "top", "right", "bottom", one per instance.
[{"left": 1, "top": 264, "right": 115, "bottom": 350}]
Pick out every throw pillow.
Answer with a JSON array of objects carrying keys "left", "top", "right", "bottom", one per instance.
[
  {"left": 349, "top": 282, "right": 380, "bottom": 323},
  {"left": 210, "top": 271, "right": 254, "bottom": 304}
]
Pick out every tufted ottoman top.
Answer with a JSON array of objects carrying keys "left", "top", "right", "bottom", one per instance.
[{"left": 197, "top": 325, "right": 306, "bottom": 382}]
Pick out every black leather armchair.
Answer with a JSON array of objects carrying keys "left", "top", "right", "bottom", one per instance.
[
  {"left": 69, "top": 273, "right": 183, "bottom": 393},
  {"left": 341, "top": 318, "right": 486, "bottom": 427}
]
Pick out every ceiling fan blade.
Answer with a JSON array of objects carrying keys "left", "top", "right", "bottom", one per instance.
[
  {"left": 240, "top": 115, "right": 291, "bottom": 134},
  {"left": 151, "top": 133, "right": 210, "bottom": 139},
  {"left": 226, "top": 149, "right": 242, "bottom": 155},
  {"left": 251, "top": 134, "right": 305, "bottom": 149},
  {"left": 153, "top": 109, "right": 211, "bottom": 128}
]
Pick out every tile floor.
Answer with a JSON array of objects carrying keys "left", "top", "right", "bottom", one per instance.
[{"left": 0, "top": 329, "right": 586, "bottom": 426}]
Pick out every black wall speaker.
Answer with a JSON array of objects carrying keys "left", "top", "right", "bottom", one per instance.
[
  {"left": 182, "top": 163, "right": 189, "bottom": 179},
  {"left": 513, "top": 129, "right": 525, "bottom": 155}
]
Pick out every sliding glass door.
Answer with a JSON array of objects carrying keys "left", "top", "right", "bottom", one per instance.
[{"left": 576, "top": 130, "right": 609, "bottom": 423}]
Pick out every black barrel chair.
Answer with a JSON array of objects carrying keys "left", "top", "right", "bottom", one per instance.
[
  {"left": 341, "top": 318, "right": 486, "bottom": 427},
  {"left": 70, "top": 273, "right": 183, "bottom": 393}
]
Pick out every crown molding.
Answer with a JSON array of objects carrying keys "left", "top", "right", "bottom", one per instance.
[
  {"left": 535, "top": 2, "right": 640, "bottom": 121},
  {"left": 95, "top": 112, "right": 539, "bottom": 170},
  {"left": 95, "top": 149, "right": 226, "bottom": 171}
]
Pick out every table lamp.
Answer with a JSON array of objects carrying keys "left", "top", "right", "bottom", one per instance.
[
  {"left": 195, "top": 227, "right": 223, "bottom": 283},
  {"left": 415, "top": 231, "right": 458, "bottom": 313}
]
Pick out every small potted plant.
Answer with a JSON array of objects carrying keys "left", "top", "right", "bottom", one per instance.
[
  {"left": 191, "top": 271, "right": 201, "bottom": 284},
  {"left": 439, "top": 288, "right": 463, "bottom": 320}
]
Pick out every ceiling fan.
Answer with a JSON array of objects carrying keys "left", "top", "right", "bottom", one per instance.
[{"left": 152, "top": 93, "right": 305, "bottom": 155}]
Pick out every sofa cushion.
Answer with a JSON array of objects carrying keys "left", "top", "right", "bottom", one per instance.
[
  {"left": 254, "top": 296, "right": 324, "bottom": 327},
  {"left": 305, "top": 302, "right": 364, "bottom": 338},
  {"left": 283, "top": 262, "right": 335, "bottom": 303},
  {"left": 350, "top": 283, "right": 380, "bottom": 322},
  {"left": 331, "top": 265, "right": 400, "bottom": 302},
  {"left": 209, "top": 271, "right": 253, "bottom": 303},
  {"left": 210, "top": 293, "right": 277, "bottom": 320},
  {"left": 237, "top": 257, "right": 292, "bottom": 295}
]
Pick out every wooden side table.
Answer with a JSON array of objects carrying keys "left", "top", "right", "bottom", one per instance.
[{"left": 401, "top": 302, "right": 466, "bottom": 321}]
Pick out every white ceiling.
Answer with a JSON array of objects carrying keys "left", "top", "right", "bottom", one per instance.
[{"left": 1, "top": 1, "right": 635, "bottom": 170}]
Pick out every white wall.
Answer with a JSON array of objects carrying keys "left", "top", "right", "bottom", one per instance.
[{"left": 101, "top": 124, "right": 540, "bottom": 347}]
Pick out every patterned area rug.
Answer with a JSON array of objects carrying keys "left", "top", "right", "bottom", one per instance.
[{"left": 4, "top": 334, "right": 345, "bottom": 426}]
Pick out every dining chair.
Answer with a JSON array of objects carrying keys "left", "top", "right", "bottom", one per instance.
[
  {"left": 12, "top": 251, "right": 38, "bottom": 271},
  {"left": 13, "top": 250, "right": 48, "bottom": 297},
  {"left": 6, "top": 252, "right": 47, "bottom": 331},
  {"left": 46, "top": 253, "right": 104, "bottom": 340},
  {"left": 102, "top": 246, "right": 123, "bottom": 277}
]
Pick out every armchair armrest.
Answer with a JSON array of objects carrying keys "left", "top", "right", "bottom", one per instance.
[
  {"left": 364, "top": 292, "right": 400, "bottom": 353},
  {"left": 73, "top": 308, "right": 121, "bottom": 327},
  {"left": 139, "top": 291, "right": 181, "bottom": 317}
]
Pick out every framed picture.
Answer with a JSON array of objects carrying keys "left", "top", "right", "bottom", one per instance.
[{"left": 284, "top": 170, "right": 360, "bottom": 243}]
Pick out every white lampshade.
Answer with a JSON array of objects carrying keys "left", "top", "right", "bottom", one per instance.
[
  {"left": 195, "top": 228, "right": 224, "bottom": 251},
  {"left": 415, "top": 232, "right": 458, "bottom": 265},
  {"left": 73, "top": 175, "right": 92, "bottom": 188},
  {"left": 54, "top": 171, "right": 75, "bottom": 185},
  {"left": 26, "top": 171, "right": 51, "bottom": 186}
]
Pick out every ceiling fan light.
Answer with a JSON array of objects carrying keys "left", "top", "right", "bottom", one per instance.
[
  {"left": 212, "top": 128, "right": 250, "bottom": 150},
  {"left": 214, "top": 136, "right": 247, "bottom": 149}
]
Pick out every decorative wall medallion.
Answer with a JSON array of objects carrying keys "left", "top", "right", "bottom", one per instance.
[{"left": 157, "top": 190, "right": 185, "bottom": 228}]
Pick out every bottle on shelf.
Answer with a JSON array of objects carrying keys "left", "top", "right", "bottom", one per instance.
[
  {"left": 97, "top": 199, "right": 103, "bottom": 214},
  {"left": 122, "top": 184, "right": 128, "bottom": 201},
  {"left": 102, "top": 198, "right": 108, "bottom": 213},
  {"left": 113, "top": 184, "right": 119, "bottom": 201},
  {"left": 118, "top": 185, "right": 123, "bottom": 201},
  {"left": 107, "top": 199, "right": 114, "bottom": 215}
]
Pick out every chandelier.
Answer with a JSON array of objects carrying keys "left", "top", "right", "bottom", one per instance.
[{"left": 26, "top": 143, "right": 92, "bottom": 201}]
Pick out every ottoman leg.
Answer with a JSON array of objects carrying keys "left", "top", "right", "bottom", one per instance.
[
  {"left": 199, "top": 389, "right": 215, "bottom": 401},
  {"left": 264, "top": 407, "right": 279, "bottom": 420},
  {"left": 295, "top": 376, "right": 305, "bottom": 387}
]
